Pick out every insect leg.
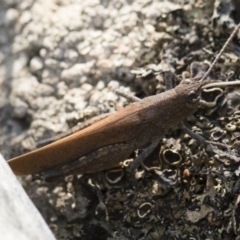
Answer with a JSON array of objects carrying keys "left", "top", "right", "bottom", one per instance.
[
  {"left": 95, "top": 185, "right": 109, "bottom": 221},
  {"left": 181, "top": 123, "right": 228, "bottom": 149},
  {"left": 115, "top": 89, "right": 141, "bottom": 102},
  {"left": 129, "top": 137, "right": 161, "bottom": 173},
  {"left": 127, "top": 137, "right": 161, "bottom": 203},
  {"left": 163, "top": 71, "right": 181, "bottom": 90},
  {"left": 42, "top": 143, "right": 134, "bottom": 181}
]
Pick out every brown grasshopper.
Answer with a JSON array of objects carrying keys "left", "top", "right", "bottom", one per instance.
[{"left": 8, "top": 23, "right": 240, "bottom": 180}]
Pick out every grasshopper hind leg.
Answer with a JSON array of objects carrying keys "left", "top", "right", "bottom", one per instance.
[{"left": 41, "top": 143, "right": 135, "bottom": 181}]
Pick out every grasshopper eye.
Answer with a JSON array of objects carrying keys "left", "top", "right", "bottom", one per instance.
[{"left": 187, "top": 91, "right": 199, "bottom": 104}]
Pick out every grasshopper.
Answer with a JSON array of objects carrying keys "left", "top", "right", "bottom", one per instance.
[{"left": 8, "top": 23, "right": 240, "bottom": 180}]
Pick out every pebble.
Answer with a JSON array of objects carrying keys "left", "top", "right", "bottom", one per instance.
[
  {"left": 4, "top": 8, "right": 19, "bottom": 25},
  {"left": 44, "top": 58, "right": 59, "bottom": 69},
  {"left": 30, "top": 56, "right": 43, "bottom": 72},
  {"left": 11, "top": 98, "right": 28, "bottom": 119},
  {"left": 37, "top": 84, "right": 55, "bottom": 97},
  {"left": 19, "top": 11, "right": 32, "bottom": 25},
  {"left": 96, "top": 80, "right": 105, "bottom": 90}
]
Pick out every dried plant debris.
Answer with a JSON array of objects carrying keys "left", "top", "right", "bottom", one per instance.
[{"left": 1, "top": 0, "right": 240, "bottom": 239}]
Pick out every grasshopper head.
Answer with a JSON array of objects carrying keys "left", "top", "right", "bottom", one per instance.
[
  {"left": 174, "top": 61, "right": 240, "bottom": 114},
  {"left": 174, "top": 80, "right": 202, "bottom": 116},
  {"left": 174, "top": 22, "right": 240, "bottom": 113},
  {"left": 174, "top": 62, "right": 207, "bottom": 111}
]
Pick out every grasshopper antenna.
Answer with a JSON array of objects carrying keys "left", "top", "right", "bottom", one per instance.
[
  {"left": 200, "top": 23, "right": 240, "bottom": 83},
  {"left": 202, "top": 80, "right": 240, "bottom": 89}
]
